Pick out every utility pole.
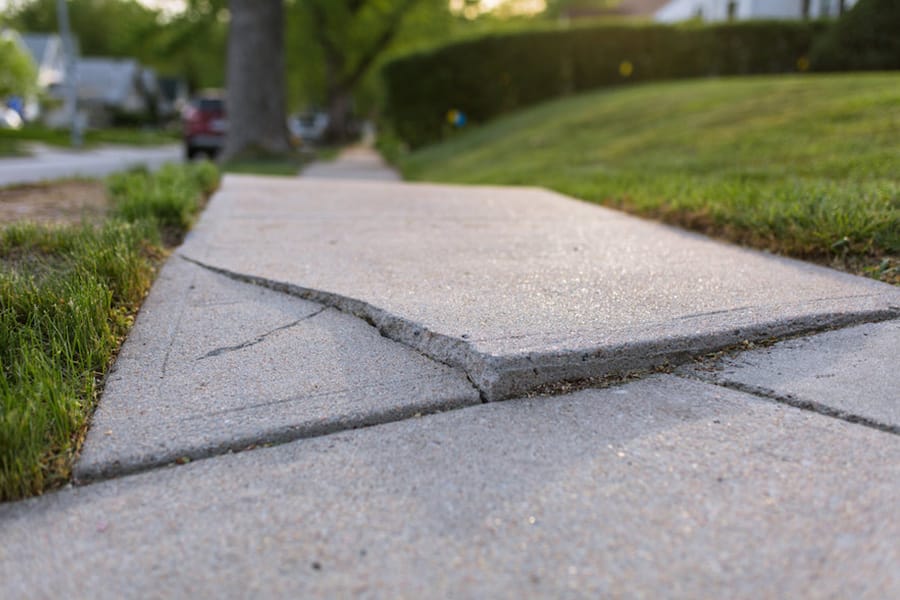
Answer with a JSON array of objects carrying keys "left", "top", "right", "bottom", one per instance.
[{"left": 56, "top": 0, "right": 81, "bottom": 147}]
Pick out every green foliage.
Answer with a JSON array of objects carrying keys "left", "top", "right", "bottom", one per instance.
[
  {"left": 811, "top": 0, "right": 900, "bottom": 71},
  {"left": 0, "top": 162, "right": 220, "bottom": 500},
  {"left": 0, "top": 220, "right": 157, "bottom": 500},
  {"left": 107, "top": 161, "right": 219, "bottom": 229},
  {"left": 9, "top": 0, "right": 161, "bottom": 61},
  {"left": 381, "top": 20, "right": 825, "bottom": 147},
  {"left": 0, "top": 34, "right": 37, "bottom": 98},
  {"left": 7, "top": 0, "right": 227, "bottom": 90},
  {"left": 398, "top": 74, "right": 900, "bottom": 271},
  {"left": 0, "top": 125, "right": 178, "bottom": 149}
]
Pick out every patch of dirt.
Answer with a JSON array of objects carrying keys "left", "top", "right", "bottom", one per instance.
[{"left": 0, "top": 180, "right": 109, "bottom": 225}]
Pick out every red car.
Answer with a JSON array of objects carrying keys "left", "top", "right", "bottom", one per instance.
[{"left": 182, "top": 93, "right": 226, "bottom": 159}]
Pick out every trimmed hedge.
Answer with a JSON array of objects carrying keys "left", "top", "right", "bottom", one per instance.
[
  {"left": 811, "top": 0, "right": 900, "bottom": 72},
  {"left": 382, "top": 21, "right": 826, "bottom": 148}
]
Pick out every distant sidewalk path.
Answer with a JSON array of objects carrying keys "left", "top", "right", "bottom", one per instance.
[{"left": 301, "top": 145, "right": 400, "bottom": 181}]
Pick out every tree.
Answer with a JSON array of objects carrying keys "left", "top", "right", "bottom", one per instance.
[
  {"left": 290, "top": 0, "right": 433, "bottom": 142},
  {"left": 221, "top": 0, "right": 291, "bottom": 161},
  {"left": 0, "top": 34, "right": 37, "bottom": 99},
  {"left": 8, "top": 0, "right": 163, "bottom": 60}
]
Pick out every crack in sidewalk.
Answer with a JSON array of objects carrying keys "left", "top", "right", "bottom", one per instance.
[
  {"left": 198, "top": 307, "right": 326, "bottom": 360},
  {"left": 179, "top": 254, "right": 900, "bottom": 403},
  {"left": 178, "top": 253, "right": 489, "bottom": 400}
]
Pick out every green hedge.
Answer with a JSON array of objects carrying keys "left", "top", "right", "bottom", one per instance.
[
  {"left": 811, "top": 0, "right": 900, "bottom": 72},
  {"left": 382, "top": 21, "right": 825, "bottom": 148}
]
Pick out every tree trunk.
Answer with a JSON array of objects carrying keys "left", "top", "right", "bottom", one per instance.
[
  {"left": 221, "top": 0, "right": 291, "bottom": 162},
  {"left": 324, "top": 85, "right": 354, "bottom": 144}
]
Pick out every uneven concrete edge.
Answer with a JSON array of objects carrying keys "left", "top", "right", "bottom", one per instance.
[
  {"left": 483, "top": 308, "right": 900, "bottom": 401},
  {"left": 178, "top": 254, "right": 900, "bottom": 403},
  {"left": 74, "top": 388, "right": 478, "bottom": 484},
  {"left": 178, "top": 254, "right": 490, "bottom": 399}
]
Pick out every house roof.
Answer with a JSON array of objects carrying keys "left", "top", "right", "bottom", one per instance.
[
  {"left": 21, "top": 34, "right": 59, "bottom": 67},
  {"left": 76, "top": 58, "right": 143, "bottom": 104},
  {"left": 19, "top": 33, "right": 69, "bottom": 87}
]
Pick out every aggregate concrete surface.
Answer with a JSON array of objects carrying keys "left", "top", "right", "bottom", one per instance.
[
  {"left": 681, "top": 319, "right": 900, "bottom": 432},
  {"left": 2, "top": 376, "right": 898, "bottom": 599},
  {"left": 75, "top": 255, "right": 480, "bottom": 481},
  {"left": 179, "top": 175, "right": 900, "bottom": 400}
]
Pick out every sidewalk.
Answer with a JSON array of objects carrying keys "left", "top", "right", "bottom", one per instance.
[{"left": 1, "top": 148, "right": 898, "bottom": 598}]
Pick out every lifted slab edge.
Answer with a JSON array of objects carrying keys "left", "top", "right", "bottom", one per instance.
[{"left": 179, "top": 255, "right": 900, "bottom": 402}]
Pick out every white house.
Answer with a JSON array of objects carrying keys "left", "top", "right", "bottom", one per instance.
[
  {"left": 75, "top": 58, "right": 160, "bottom": 126},
  {"left": 20, "top": 33, "right": 67, "bottom": 91},
  {"left": 655, "top": 0, "right": 858, "bottom": 22}
]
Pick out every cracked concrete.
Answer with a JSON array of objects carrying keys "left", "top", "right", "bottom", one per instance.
[
  {"left": 6, "top": 153, "right": 898, "bottom": 597},
  {"left": 75, "top": 256, "right": 480, "bottom": 481},
  {"left": 198, "top": 307, "right": 326, "bottom": 359},
  {"left": 179, "top": 175, "right": 900, "bottom": 400}
]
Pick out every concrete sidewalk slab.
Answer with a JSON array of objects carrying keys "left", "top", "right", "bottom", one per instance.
[
  {"left": 680, "top": 319, "right": 900, "bottom": 432},
  {"left": 180, "top": 175, "right": 900, "bottom": 400},
  {"left": 3, "top": 376, "right": 898, "bottom": 598},
  {"left": 75, "top": 256, "right": 479, "bottom": 481},
  {"left": 301, "top": 146, "right": 400, "bottom": 181}
]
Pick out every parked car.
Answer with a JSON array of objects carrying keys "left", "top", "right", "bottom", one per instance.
[
  {"left": 288, "top": 111, "right": 329, "bottom": 145},
  {"left": 182, "top": 93, "right": 226, "bottom": 159}
]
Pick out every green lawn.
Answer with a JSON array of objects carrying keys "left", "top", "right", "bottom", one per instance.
[
  {"left": 0, "top": 163, "right": 219, "bottom": 501},
  {"left": 397, "top": 73, "right": 899, "bottom": 282}
]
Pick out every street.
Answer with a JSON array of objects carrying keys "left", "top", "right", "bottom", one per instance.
[{"left": 0, "top": 143, "right": 183, "bottom": 186}]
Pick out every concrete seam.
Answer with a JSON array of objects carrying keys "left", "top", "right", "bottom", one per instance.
[{"left": 675, "top": 373, "right": 899, "bottom": 436}]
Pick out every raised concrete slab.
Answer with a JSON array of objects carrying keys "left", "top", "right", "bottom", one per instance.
[
  {"left": 680, "top": 319, "right": 900, "bottom": 432},
  {"left": 75, "top": 255, "right": 479, "bottom": 481},
  {"left": 4, "top": 376, "right": 899, "bottom": 598},
  {"left": 180, "top": 175, "right": 900, "bottom": 400}
]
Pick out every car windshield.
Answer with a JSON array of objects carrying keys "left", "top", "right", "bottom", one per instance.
[{"left": 195, "top": 98, "right": 224, "bottom": 112}]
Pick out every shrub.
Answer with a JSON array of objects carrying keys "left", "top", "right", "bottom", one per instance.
[
  {"left": 811, "top": 0, "right": 900, "bottom": 71},
  {"left": 381, "top": 21, "right": 825, "bottom": 148}
]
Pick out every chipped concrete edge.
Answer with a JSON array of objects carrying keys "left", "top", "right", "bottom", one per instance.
[{"left": 178, "top": 254, "right": 900, "bottom": 403}]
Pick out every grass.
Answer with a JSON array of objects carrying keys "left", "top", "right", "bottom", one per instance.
[
  {"left": 0, "top": 162, "right": 219, "bottom": 501},
  {"left": 397, "top": 73, "right": 900, "bottom": 282},
  {"left": 0, "top": 125, "right": 178, "bottom": 156}
]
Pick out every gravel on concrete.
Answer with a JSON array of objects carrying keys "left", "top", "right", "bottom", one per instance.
[
  {"left": 679, "top": 319, "right": 900, "bottom": 432},
  {"left": 179, "top": 175, "right": 900, "bottom": 400},
  {"left": 3, "top": 375, "right": 899, "bottom": 599},
  {"left": 75, "top": 255, "right": 480, "bottom": 481}
]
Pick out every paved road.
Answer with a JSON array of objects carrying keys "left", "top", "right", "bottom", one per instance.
[
  {"left": 2, "top": 149, "right": 898, "bottom": 598},
  {"left": 0, "top": 143, "right": 182, "bottom": 186}
]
